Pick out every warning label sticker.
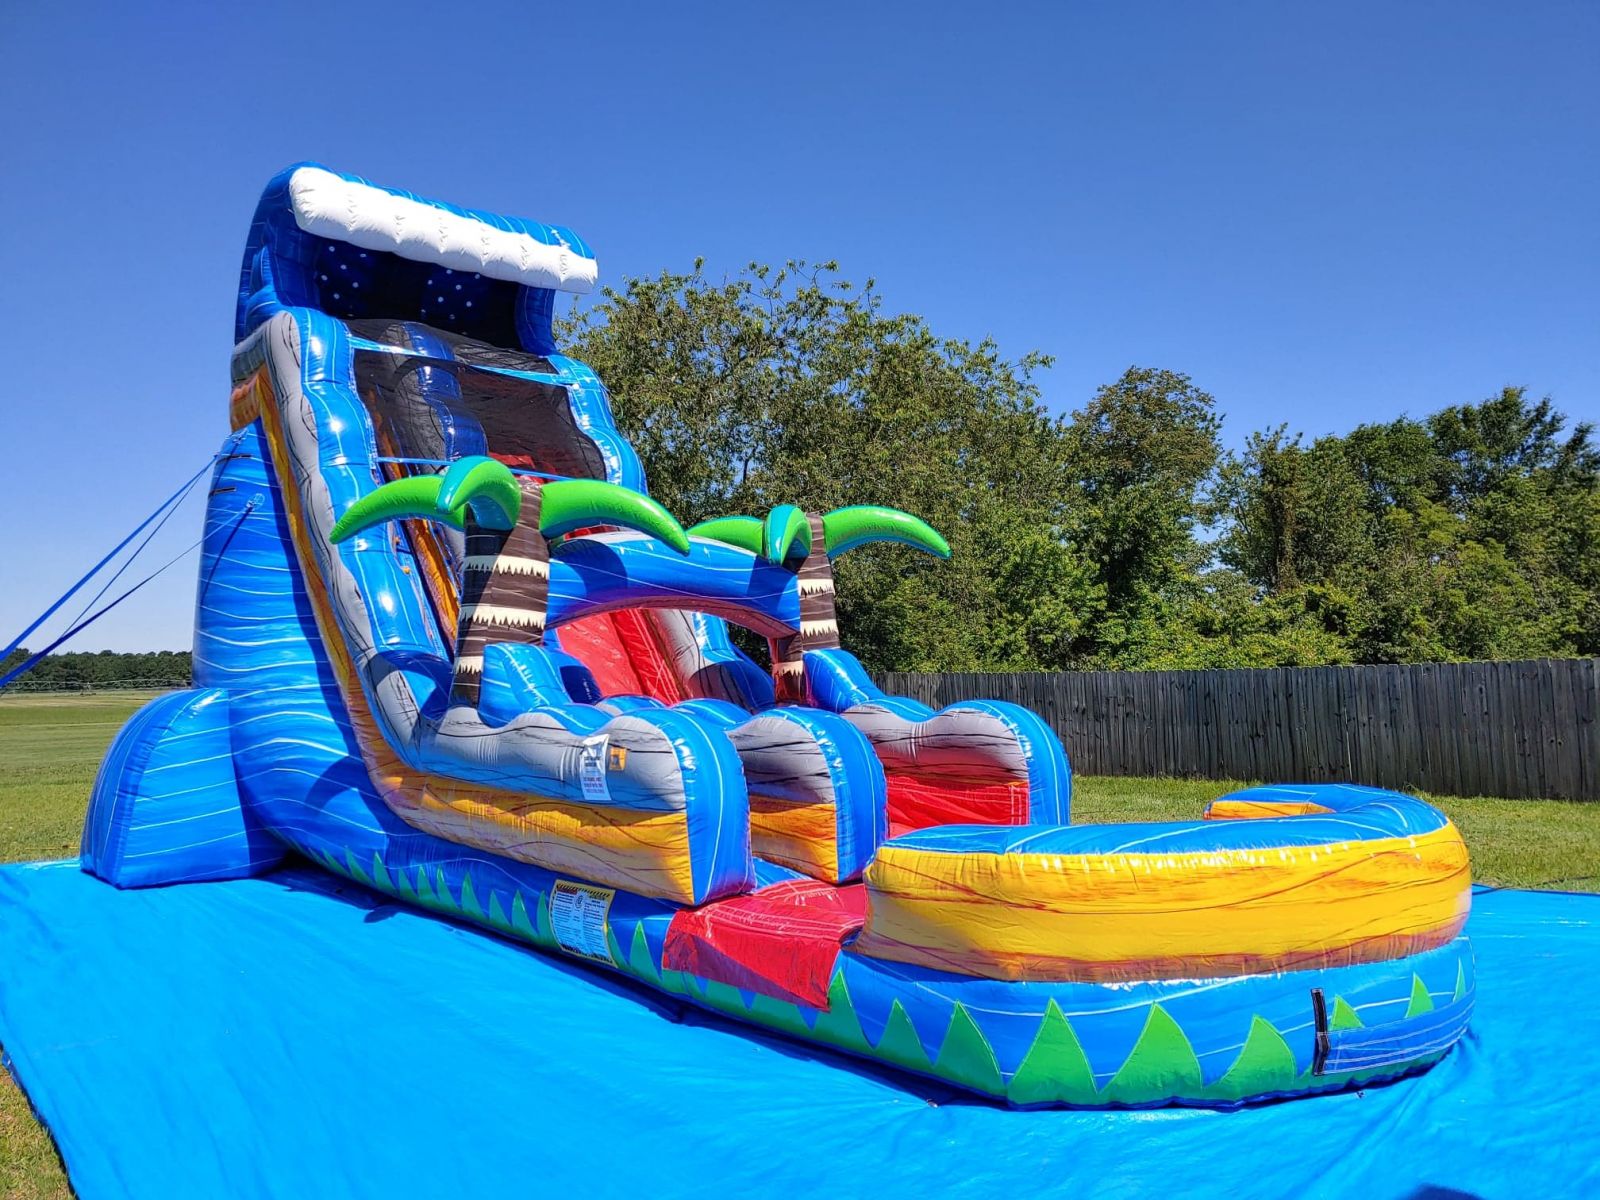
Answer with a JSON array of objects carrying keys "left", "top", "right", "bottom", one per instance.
[
  {"left": 579, "top": 735, "right": 611, "bottom": 803},
  {"left": 549, "top": 880, "right": 616, "bottom": 965}
]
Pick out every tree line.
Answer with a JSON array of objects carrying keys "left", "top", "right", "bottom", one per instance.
[
  {"left": 562, "top": 260, "right": 1599, "bottom": 673},
  {"left": 0, "top": 649, "right": 192, "bottom": 691}
]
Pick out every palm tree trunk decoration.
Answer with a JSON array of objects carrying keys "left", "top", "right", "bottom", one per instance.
[
  {"left": 455, "top": 479, "right": 551, "bottom": 696},
  {"left": 690, "top": 503, "right": 950, "bottom": 704},
  {"left": 331, "top": 456, "right": 689, "bottom": 704}
]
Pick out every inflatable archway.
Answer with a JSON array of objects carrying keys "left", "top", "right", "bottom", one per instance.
[{"left": 81, "top": 164, "right": 1473, "bottom": 1107}]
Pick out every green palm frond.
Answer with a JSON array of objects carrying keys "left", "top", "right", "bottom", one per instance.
[
  {"left": 329, "top": 475, "right": 466, "bottom": 543},
  {"left": 821, "top": 505, "right": 950, "bottom": 559},
  {"left": 691, "top": 507, "right": 811, "bottom": 563},
  {"left": 330, "top": 456, "right": 520, "bottom": 544},
  {"left": 763, "top": 504, "right": 813, "bottom": 563},
  {"left": 436, "top": 456, "right": 523, "bottom": 530},
  {"left": 330, "top": 459, "right": 689, "bottom": 553},
  {"left": 541, "top": 480, "right": 690, "bottom": 554},
  {"left": 688, "top": 515, "right": 764, "bottom": 555}
]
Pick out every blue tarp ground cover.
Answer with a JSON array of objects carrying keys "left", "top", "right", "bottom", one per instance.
[{"left": 1, "top": 861, "right": 1596, "bottom": 1200}]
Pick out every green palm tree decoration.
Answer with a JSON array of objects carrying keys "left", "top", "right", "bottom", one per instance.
[
  {"left": 331, "top": 456, "right": 689, "bottom": 702},
  {"left": 689, "top": 503, "right": 950, "bottom": 701},
  {"left": 331, "top": 457, "right": 688, "bottom": 550},
  {"left": 689, "top": 504, "right": 949, "bottom": 564}
]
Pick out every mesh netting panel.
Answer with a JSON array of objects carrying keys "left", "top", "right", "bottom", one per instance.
[
  {"left": 352, "top": 347, "right": 606, "bottom": 480},
  {"left": 347, "top": 319, "right": 557, "bottom": 375}
]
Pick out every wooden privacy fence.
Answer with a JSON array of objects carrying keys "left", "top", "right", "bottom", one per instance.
[{"left": 875, "top": 658, "right": 1600, "bottom": 801}]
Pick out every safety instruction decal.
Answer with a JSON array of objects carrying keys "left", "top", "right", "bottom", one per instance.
[
  {"left": 579, "top": 735, "right": 611, "bottom": 803},
  {"left": 550, "top": 880, "right": 616, "bottom": 965}
]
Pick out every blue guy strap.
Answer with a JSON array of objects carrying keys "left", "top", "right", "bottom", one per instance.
[
  {"left": 65, "top": 474, "right": 203, "bottom": 630},
  {"left": 0, "top": 529, "right": 216, "bottom": 692},
  {"left": 0, "top": 455, "right": 220, "bottom": 665}
]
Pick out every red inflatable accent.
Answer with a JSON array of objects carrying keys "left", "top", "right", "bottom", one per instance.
[
  {"left": 555, "top": 612, "right": 643, "bottom": 697},
  {"left": 554, "top": 610, "right": 687, "bottom": 705},
  {"left": 663, "top": 880, "right": 867, "bottom": 1008},
  {"left": 609, "top": 610, "right": 684, "bottom": 705},
  {"left": 885, "top": 775, "right": 1030, "bottom": 838}
]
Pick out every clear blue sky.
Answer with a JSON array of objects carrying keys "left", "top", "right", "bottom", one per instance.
[{"left": 1, "top": 1, "right": 1594, "bottom": 652}]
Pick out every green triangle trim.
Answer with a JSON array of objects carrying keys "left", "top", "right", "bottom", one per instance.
[
  {"left": 1406, "top": 975, "right": 1435, "bottom": 1018},
  {"left": 748, "top": 992, "right": 811, "bottom": 1037},
  {"left": 435, "top": 869, "right": 453, "bottom": 912},
  {"left": 701, "top": 979, "right": 753, "bottom": 1013},
  {"left": 626, "top": 925, "right": 659, "bottom": 983},
  {"left": 1101, "top": 1004, "right": 1204, "bottom": 1107},
  {"left": 413, "top": 866, "right": 435, "bottom": 904},
  {"left": 1202, "top": 1016, "right": 1299, "bottom": 1103},
  {"left": 1453, "top": 960, "right": 1468, "bottom": 1004},
  {"left": 342, "top": 850, "right": 372, "bottom": 887},
  {"left": 933, "top": 1003, "right": 1004, "bottom": 1097},
  {"left": 1007, "top": 1000, "right": 1097, "bottom": 1106},
  {"left": 811, "top": 973, "right": 868, "bottom": 1051},
  {"left": 657, "top": 967, "right": 693, "bottom": 998},
  {"left": 509, "top": 891, "right": 537, "bottom": 940},
  {"left": 534, "top": 890, "right": 553, "bottom": 943},
  {"left": 395, "top": 867, "right": 418, "bottom": 902},
  {"left": 871, "top": 1001, "right": 935, "bottom": 1073},
  {"left": 486, "top": 890, "right": 511, "bottom": 931},
  {"left": 1330, "top": 996, "right": 1364, "bottom": 1031},
  {"left": 458, "top": 872, "right": 485, "bottom": 920}
]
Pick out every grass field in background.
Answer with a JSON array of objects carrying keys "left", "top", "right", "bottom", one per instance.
[
  {"left": 0, "top": 692, "right": 147, "bottom": 865},
  {"left": 0, "top": 692, "right": 145, "bottom": 1200},
  {"left": 1, "top": 689, "right": 1597, "bottom": 1197},
  {"left": 1072, "top": 775, "right": 1600, "bottom": 893}
]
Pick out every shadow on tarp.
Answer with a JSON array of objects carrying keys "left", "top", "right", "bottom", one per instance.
[
  {"left": 0, "top": 860, "right": 1594, "bottom": 1200},
  {"left": 284, "top": 864, "right": 973, "bottom": 1106}
]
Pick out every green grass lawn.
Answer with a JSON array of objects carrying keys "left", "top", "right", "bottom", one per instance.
[
  {"left": 1073, "top": 775, "right": 1600, "bottom": 894},
  {"left": 0, "top": 692, "right": 146, "bottom": 1200},
  {"left": 1, "top": 689, "right": 1597, "bottom": 1198}
]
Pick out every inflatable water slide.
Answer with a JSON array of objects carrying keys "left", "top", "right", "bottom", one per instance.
[{"left": 82, "top": 165, "right": 1474, "bottom": 1108}]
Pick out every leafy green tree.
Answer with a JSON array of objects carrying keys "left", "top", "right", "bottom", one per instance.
[
  {"left": 1215, "top": 426, "right": 1373, "bottom": 596},
  {"left": 1425, "top": 389, "right": 1599, "bottom": 656},
  {"left": 1217, "top": 388, "right": 1598, "bottom": 663},
  {"left": 1121, "top": 574, "right": 1358, "bottom": 669},
  {"left": 564, "top": 260, "right": 1594, "bottom": 672},
  {"left": 1059, "top": 367, "right": 1222, "bottom": 667},
  {"left": 562, "top": 261, "right": 1100, "bottom": 672},
  {"left": 1428, "top": 388, "right": 1598, "bottom": 512}
]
